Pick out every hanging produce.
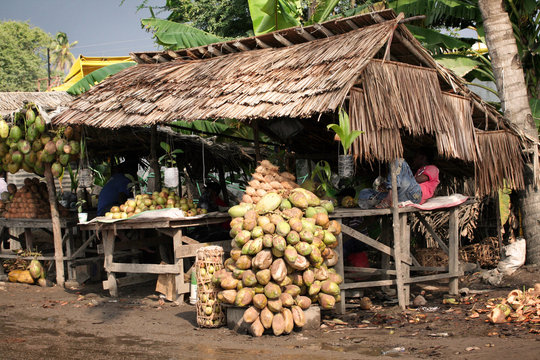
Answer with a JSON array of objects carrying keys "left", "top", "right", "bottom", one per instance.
[
  {"left": 0, "top": 103, "right": 81, "bottom": 178},
  {"left": 216, "top": 160, "right": 342, "bottom": 337}
]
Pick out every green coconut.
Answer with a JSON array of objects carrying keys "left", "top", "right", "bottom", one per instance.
[
  {"left": 0, "top": 119, "right": 9, "bottom": 138},
  {"left": 9, "top": 126, "right": 22, "bottom": 142},
  {"left": 25, "top": 108, "right": 36, "bottom": 125},
  {"left": 51, "top": 162, "right": 63, "bottom": 178}
]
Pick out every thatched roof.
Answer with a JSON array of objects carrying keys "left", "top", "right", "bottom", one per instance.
[
  {"left": 51, "top": 9, "right": 527, "bottom": 196},
  {"left": 53, "top": 20, "right": 396, "bottom": 128},
  {"left": 0, "top": 91, "right": 73, "bottom": 116},
  {"left": 131, "top": 9, "right": 397, "bottom": 64}
]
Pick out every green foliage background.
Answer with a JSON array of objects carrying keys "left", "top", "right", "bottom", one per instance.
[{"left": 0, "top": 21, "right": 56, "bottom": 92}]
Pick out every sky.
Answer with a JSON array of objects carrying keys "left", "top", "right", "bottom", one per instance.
[{"left": 0, "top": 0, "right": 169, "bottom": 58}]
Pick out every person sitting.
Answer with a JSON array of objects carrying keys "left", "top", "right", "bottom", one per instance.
[
  {"left": 0, "top": 171, "right": 7, "bottom": 194},
  {"left": 199, "top": 181, "right": 227, "bottom": 212},
  {"left": 97, "top": 160, "right": 137, "bottom": 216},
  {"left": 358, "top": 148, "right": 439, "bottom": 208}
]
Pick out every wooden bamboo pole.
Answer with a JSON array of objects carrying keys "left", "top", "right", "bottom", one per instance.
[
  {"left": 150, "top": 125, "right": 162, "bottom": 191},
  {"left": 252, "top": 120, "right": 261, "bottom": 163},
  {"left": 44, "top": 163, "right": 65, "bottom": 287},
  {"left": 390, "top": 160, "right": 406, "bottom": 309},
  {"left": 217, "top": 164, "right": 229, "bottom": 206}
]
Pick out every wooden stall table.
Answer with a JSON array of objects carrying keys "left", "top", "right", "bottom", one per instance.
[
  {"left": 0, "top": 217, "right": 82, "bottom": 280},
  {"left": 79, "top": 212, "right": 231, "bottom": 300},
  {"left": 331, "top": 195, "right": 470, "bottom": 312}
]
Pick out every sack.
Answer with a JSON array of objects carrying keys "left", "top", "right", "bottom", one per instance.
[
  {"left": 164, "top": 167, "right": 179, "bottom": 188},
  {"left": 497, "top": 238, "right": 526, "bottom": 275}
]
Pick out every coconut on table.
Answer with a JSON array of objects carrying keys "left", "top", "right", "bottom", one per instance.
[{"left": 209, "top": 160, "right": 342, "bottom": 337}]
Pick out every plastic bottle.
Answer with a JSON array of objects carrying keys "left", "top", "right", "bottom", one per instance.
[{"left": 189, "top": 270, "right": 197, "bottom": 305}]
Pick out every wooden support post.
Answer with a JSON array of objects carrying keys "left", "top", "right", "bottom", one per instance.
[
  {"left": 102, "top": 230, "right": 117, "bottom": 296},
  {"left": 334, "top": 219, "right": 346, "bottom": 315},
  {"left": 448, "top": 207, "right": 460, "bottom": 295},
  {"left": 495, "top": 192, "right": 503, "bottom": 257},
  {"left": 400, "top": 214, "right": 410, "bottom": 305},
  {"left": 150, "top": 125, "right": 162, "bottom": 192},
  {"left": 44, "top": 163, "right": 65, "bottom": 287},
  {"left": 65, "top": 226, "right": 76, "bottom": 280},
  {"left": 24, "top": 229, "right": 33, "bottom": 250},
  {"left": 217, "top": 164, "right": 229, "bottom": 206},
  {"left": 390, "top": 160, "right": 406, "bottom": 309},
  {"left": 252, "top": 120, "right": 261, "bottom": 163},
  {"left": 173, "top": 229, "right": 185, "bottom": 303}
]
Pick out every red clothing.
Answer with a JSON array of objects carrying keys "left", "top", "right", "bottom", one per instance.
[{"left": 416, "top": 165, "right": 439, "bottom": 204}]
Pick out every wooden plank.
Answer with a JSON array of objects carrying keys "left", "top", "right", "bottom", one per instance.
[
  {"left": 410, "top": 266, "right": 448, "bottom": 272},
  {"left": 448, "top": 207, "right": 460, "bottom": 295},
  {"left": 334, "top": 219, "right": 346, "bottom": 315},
  {"left": 174, "top": 239, "right": 232, "bottom": 258},
  {"left": 108, "top": 262, "right": 181, "bottom": 274},
  {"left": 416, "top": 213, "right": 449, "bottom": 253},
  {"left": 0, "top": 254, "right": 69, "bottom": 261},
  {"left": 341, "top": 224, "right": 393, "bottom": 257},
  {"left": 344, "top": 267, "right": 397, "bottom": 275},
  {"left": 390, "top": 160, "right": 406, "bottom": 309},
  {"left": 341, "top": 279, "right": 396, "bottom": 290},
  {"left": 404, "top": 272, "right": 462, "bottom": 284},
  {"left": 44, "top": 162, "right": 65, "bottom": 288}
]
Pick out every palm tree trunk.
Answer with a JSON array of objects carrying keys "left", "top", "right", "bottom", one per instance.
[{"left": 478, "top": 0, "right": 540, "bottom": 264}]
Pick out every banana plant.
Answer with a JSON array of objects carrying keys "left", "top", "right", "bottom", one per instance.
[
  {"left": 66, "top": 62, "right": 136, "bottom": 95},
  {"left": 141, "top": 18, "right": 227, "bottom": 49},
  {"left": 248, "top": 0, "right": 302, "bottom": 35},
  {"left": 327, "top": 108, "right": 363, "bottom": 155}
]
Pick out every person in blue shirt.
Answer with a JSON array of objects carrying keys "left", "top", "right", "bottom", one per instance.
[{"left": 97, "top": 160, "right": 137, "bottom": 216}]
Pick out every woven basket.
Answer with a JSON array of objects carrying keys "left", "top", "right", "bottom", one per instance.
[{"left": 195, "top": 246, "right": 225, "bottom": 328}]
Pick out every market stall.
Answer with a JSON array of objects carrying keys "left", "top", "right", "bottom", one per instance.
[
  {"left": 0, "top": 91, "right": 79, "bottom": 286},
  {"left": 79, "top": 212, "right": 230, "bottom": 298},
  {"left": 52, "top": 8, "right": 531, "bottom": 317}
]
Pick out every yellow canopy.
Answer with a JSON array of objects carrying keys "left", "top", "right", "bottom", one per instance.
[{"left": 51, "top": 55, "right": 132, "bottom": 92}]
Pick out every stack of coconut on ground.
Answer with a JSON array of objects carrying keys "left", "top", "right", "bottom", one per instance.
[{"left": 213, "top": 161, "right": 342, "bottom": 337}]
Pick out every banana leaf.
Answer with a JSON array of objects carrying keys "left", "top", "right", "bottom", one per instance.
[
  {"left": 432, "top": 54, "right": 485, "bottom": 78},
  {"left": 248, "top": 0, "right": 301, "bottom": 35},
  {"left": 141, "top": 18, "right": 226, "bottom": 50},
  {"left": 530, "top": 98, "right": 540, "bottom": 131},
  {"left": 305, "top": 0, "right": 340, "bottom": 25},
  {"left": 406, "top": 25, "right": 474, "bottom": 53},
  {"left": 66, "top": 62, "right": 136, "bottom": 95}
]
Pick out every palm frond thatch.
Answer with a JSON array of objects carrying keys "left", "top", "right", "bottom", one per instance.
[{"left": 53, "top": 21, "right": 397, "bottom": 129}]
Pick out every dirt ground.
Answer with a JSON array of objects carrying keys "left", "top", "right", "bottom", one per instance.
[{"left": 1, "top": 266, "right": 539, "bottom": 360}]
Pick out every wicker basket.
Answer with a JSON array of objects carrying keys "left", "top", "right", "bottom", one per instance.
[{"left": 195, "top": 246, "right": 226, "bottom": 328}]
